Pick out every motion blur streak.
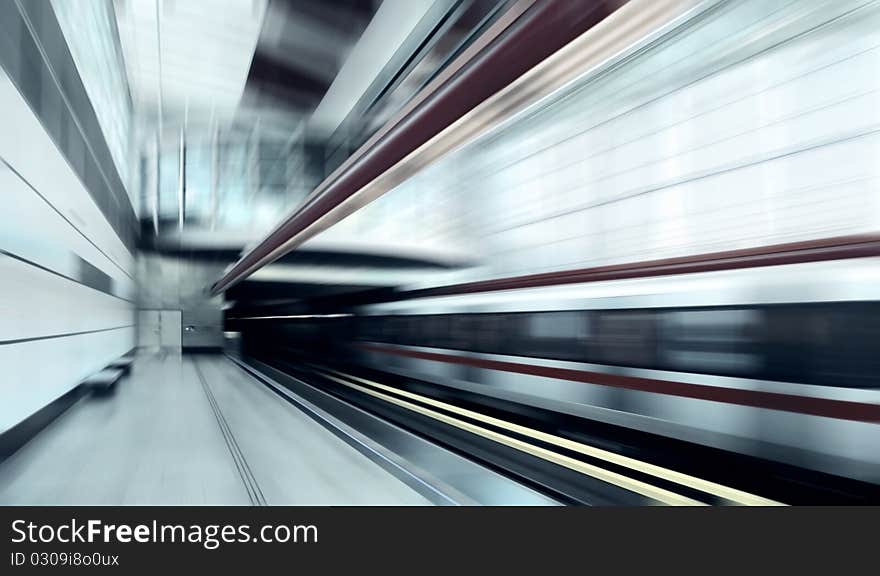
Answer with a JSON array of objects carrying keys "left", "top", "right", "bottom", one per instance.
[
  {"left": 317, "top": 369, "right": 705, "bottom": 506},
  {"left": 230, "top": 0, "right": 880, "bottom": 504},
  {"left": 354, "top": 343, "right": 880, "bottom": 423},
  {"left": 2, "top": 0, "right": 879, "bottom": 507},
  {"left": 211, "top": 0, "right": 699, "bottom": 293},
  {"left": 315, "top": 366, "right": 783, "bottom": 506}
]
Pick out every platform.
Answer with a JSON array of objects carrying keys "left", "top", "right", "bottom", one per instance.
[{"left": 0, "top": 353, "right": 433, "bottom": 505}]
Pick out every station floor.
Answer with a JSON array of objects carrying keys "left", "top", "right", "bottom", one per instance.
[{"left": 0, "top": 353, "right": 432, "bottom": 505}]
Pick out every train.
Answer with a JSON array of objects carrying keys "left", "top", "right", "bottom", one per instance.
[{"left": 343, "top": 256, "right": 880, "bottom": 485}]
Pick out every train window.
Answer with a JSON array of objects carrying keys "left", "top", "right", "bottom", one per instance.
[
  {"left": 426, "top": 315, "right": 443, "bottom": 346},
  {"left": 448, "top": 315, "right": 476, "bottom": 350},
  {"left": 407, "top": 316, "right": 422, "bottom": 345},
  {"left": 416, "top": 315, "right": 444, "bottom": 348},
  {"left": 416, "top": 315, "right": 433, "bottom": 347},
  {"left": 373, "top": 317, "right": 387, "bottom": 341},
  {"left": 654, "top": 303, "right": 880, "bottom": 388},
  {"left": 404, "top": 316, "right": 422, "bottom": 345},
  {"left": 383, "top": 316, "right": 405, "bottom": 343},
  {"left": 358, "top": 316, "right": 381, "bottom": 341},
  {"left": 519, "top": 311, "right": 590, "bottom": 362},
  {"left": 595, "top": 311, "right": 657, "bottom": 368},
  {"left": 368, "top": 317, "right": 384, "bottom": 341},
  {"left": 814, "top": 304, "right": 880, "bottom": 388},
  {"left": 472, "top": 314, "right": 511, "bottom": 355},
  {"left": 760, "top": 307, "right": 815, "bottom": 384},
  {"left": 762, "top": 303, "right": 880, "bottom": 388},
  {"left": 351, "top": 302, "right": 878, "bottom": 389},
  {"left": 658, "top": 308, "right": 762, "bottom": 377}
]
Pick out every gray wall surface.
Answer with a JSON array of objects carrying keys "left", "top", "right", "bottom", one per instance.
[{"left": 137, "top": 253, "right": 226, "bottom": 350}]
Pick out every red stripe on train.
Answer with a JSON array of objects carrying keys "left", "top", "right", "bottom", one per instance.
[{"left": 356, "top": 343, "right": 880, "bottom": 423}]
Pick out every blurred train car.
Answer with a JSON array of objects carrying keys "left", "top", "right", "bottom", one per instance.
[
  {"left": 232, "top": 0, "right": 880, "bottom": 488},
  {"left": 351, "top": 257, "right": 880, "bottom": 484}
]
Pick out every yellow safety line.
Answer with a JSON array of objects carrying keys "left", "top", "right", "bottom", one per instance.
[
  {"left": 316, "top": 366, "right": 784, "bottom": 506},
  {"left": 315, "top": 370, "right": 704, "bottom": 506}
]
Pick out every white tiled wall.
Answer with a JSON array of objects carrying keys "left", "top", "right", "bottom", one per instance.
[
  {"left": 0, "top": 64, "right": 135, "bottom": 433},
  {"left": 314, "top": 0, "right": 880, "bottom": 287}
]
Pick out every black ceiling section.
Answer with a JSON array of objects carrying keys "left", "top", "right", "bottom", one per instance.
[
  {"left": 137, "top": 235, "right": 465, "bottom": 270},
  {"left": 226, "top": 279, "right": 377, "bottom": 302},
  {"left": 225, "top": 284, "right": 400, "bottom": 320},
  {"left": 244, "top": 0, "right": 381, "bottom": 116},
  {"left": 279, "top": 0, "right": 377, "bottom": 35},
  {"left": 247, "top": 51, "right": 329, "bottom": 111}
]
